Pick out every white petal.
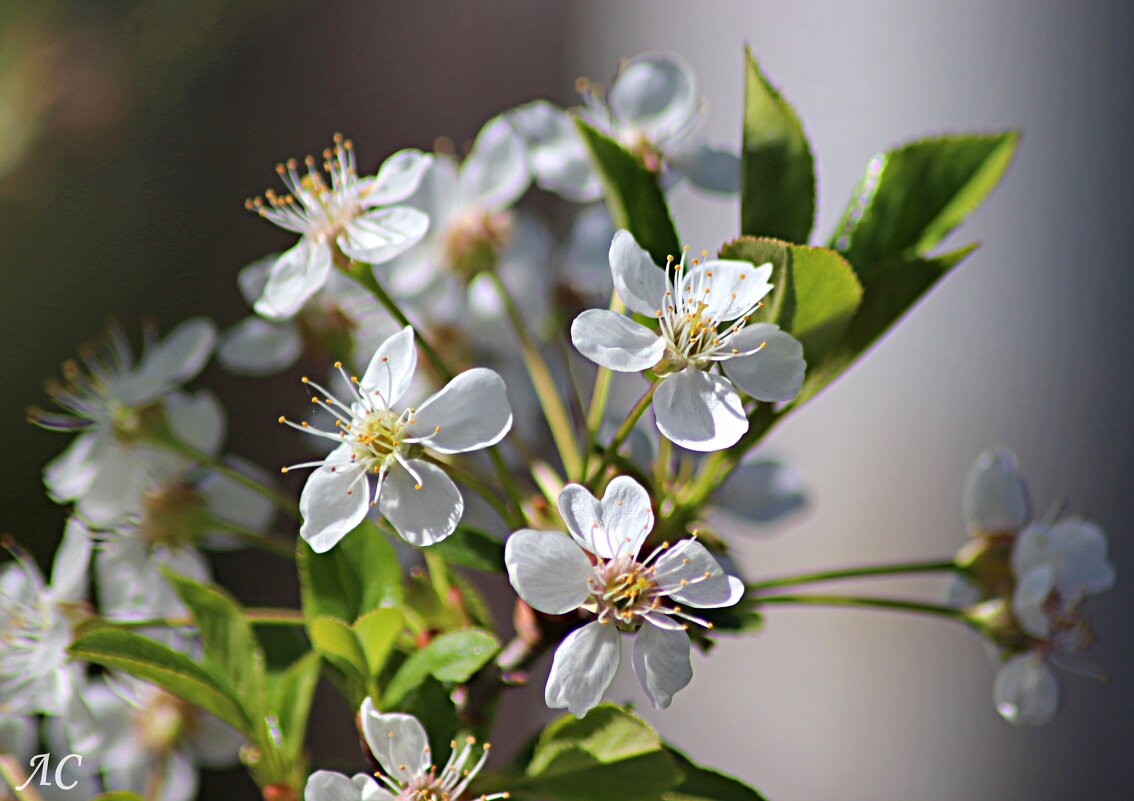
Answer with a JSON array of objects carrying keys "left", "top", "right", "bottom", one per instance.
[
  {"left": 190, "top": 712, "right": 245, "bottom": 768},
  {"left": 504, "top": 529, "right": 593, "bottom": 614},
  {"left": 508, "top": 100, "right": 601, "bottom": 203},
  {"left": 460, "top": 115, "right": 530, "bottom": 210},
  {"left": 360, "top": 326, "right": 417, "bottom": 408},
  {"left": 75, "top": 442, "right": 157, "bottom": 525},
  {"left": 722, "top": 325, "right": 806, "bottom": 403},
  {"left": 609, "top": 229, "right": 667, "bottom": 317},
  {"left": 48, "top": 517, "right": 92, "bottom": 603},
  {"left": 131, "top": 317, "right": 218, "bottom": 400},
  {"left": 44, "top": 431, "right": 104, "bottom": 502},
  {"left": 653, "top": 368, "right": 747, "bottom": 451},
  {"left": 1012, "top": 518, "right": 1116, "bottom": 598},
  {"left": 711, "top": 457, "right": 806, "bottom": 524},
  {"left": 670, "top": 143, "right": 741, "bottom": 194},
  {"left": 557, "top": 483, "right": 604, "bottom": 556},
  {"left": 357, "top": 774, "right": 396, "bottom": 801},
  {"left": 654, "top": 539, "right": 743, "bottom": 608},
  {"left": 571, "top": 309, "right": 664, "bottom": 372},
  {"left": 362, "top": 149, "right": 433, "bottom": 207},
  {"left": 1012, "top": 564, "right": 1056, "bottom": 639},
  {"left": 359, "top": 698, "right": 430, "bottom": 783},
  {"left": 608, "top": 54, "right": 698, "bottom": 142},
  {"left": 545, "top": 621, "right": 621, "bottom": 718},
  {"left": 218, "top": 317, "right": 302, "bottom": 376},
  {"left": 682, "top": 260, "right": 773, "bottom": 322},
  {"left": 962, "top": 448, "right": 1032, "bottom": 534},
  {"left": 305, "top": 769, "right": 368, "bottom": 801},
  {"left": 994, "top": 652, "right": 1059, "bottom": 726},
  {"left": 379, "top": 459, "right": 462, "bottom": 546},
  {"left": 632, "top": 624, "right": 692, "bottom": 709},
  {"left": 236, "top": 254, "right": 277, "bottom": 306},
  {"left": 299, "top": 449, "right": 369, "bottom": 554},
  {"left": 339, "top": 207, "right": 430, "bottom": 265},
  {"left": 599, "top": 475, "right": 654, "bottom": 559},
  {"left": 165, "top": 389, "right": 226, "bottom": 457},
  {"left": 408, "top": 368, "right": 513, "bottom": 454},
  {"left": 255, "top": 241, "right": 332, "bottom": 320},
  {"left": 199, "top": 456, "right": 276, "bottom": 542}
]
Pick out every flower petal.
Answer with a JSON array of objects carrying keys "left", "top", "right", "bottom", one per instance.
[
  {"left": 219, "top": 317, "right": 303, "bottom": 376},
  {"left": 632, "top": 624, "right": 692, "bottom": 709},
  {"left": 609, "top": 229, "right": 667, "bottom": 317},
  {"left": 408, "top": 368, "right": 513, "bottom": 454},
  {"left": 557, "top": 483, "right": 603, "bottom": 555},
  {"left": 962, "top": 448, "right": 1032, "bottom": 534},
  {"left": 49, "top": 517, "right": 92, "bottom": 603},
  {"left": 994, "top": 652, "right": 1059, "bottom": 726},
  {"left": 1012, "top": 563, "right": 1056, "bottom": 639},
  {"left": 711, "top": 457, "right": 806, "bottom": 525},
  {"left": 599, "top": 475, "right": 654, "bottom": 559},
  {"left": 362, "top": 149, "right": 433, "bottom": 207},
  {"left": 124, "top": 317, "right": 218, "bottom": 407},
  {"left": 722, "top": 325, "right": 805, "bottom": 402},
  {"left": 654, "top": 539, "right": 743, "bottom": 608},
  {"left": 508, "top": 100, "right": 601, "bottom": 202},
  {"left": 571, "top": 309, "right": 664, "bottom": 372},
  {"left": 360, "top": 326, "right": 417, "bottom": 408},
  {"left": 653, "top": 368, "right": 747, "bottom": 451},
  {"left": 237, "top": 254, "right": 277, "bottom": 306},
  {"left": 305, "top": 770, "right": 369, "bottom": 801},
  {"left": 608, "top": 54, "right": 698, "bottom": 142},
  {"left": 460, "top": 115, "right": 530, "bottom": 210},
  {"left": 360, "top": 698, "right": 431, "bottom": 783},
  {"left": 44, "top": 430, "right": 104, "bottom": 502},
  {"left": 545, "top": 621, "right": 621, "bottom": 718},
  {"left": 504, "top": 529, "right": 592, "bottom": 614},
  {"left": 299, "top": 448, "right": 369, "bottom": 554},
  {"left": 199, "top": 456, "right": 277, "bottom": 539},
  {"left": 165, "top": 389, "right": 226, "bottom": 458},
  {"left": 339, "top": 207, "right": 430, "bottom": 265},
  {"left": 669, "top": 142, "right": 741, "bottom": 193},
  {"left": 255, "top": 241, "right": 332, "bottom": 320},
  {"left": 1012, "top": 518, "right": 1116, "bottom": 599},
  {"left": 682, "top": 260, "right": 773, "bottom": 322},
  {"left": 379, "top": 459, "right": 462, "bottom": 546}
]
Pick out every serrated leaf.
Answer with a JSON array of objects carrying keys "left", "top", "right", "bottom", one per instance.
[
  {"left": 575, "top": 116, "right": 680, "bottom": 264},
  {"left": 308, "top": 615, "right": 368, "bottom": 686},
  {"left": 429, "top": 526, "right": 504, "bottom": 572},
  {"left": 298, "top": 519, "right": 403, "bottom": 626},
  {"left": 69, "top": 629, "right": 251, "bottom": 734},
  {"left": 719, "top": 237, "right": 862, "bottom": 370},
  {"left": 528, "top": 704, "right": 663, "bottom": 775},
  {"left": 830, "top": 131, "right": 1018, "bottom": 271},
  {"left": 663, "top": 748, "right": 768, "bottom": 801},
  {"left": 741, "top": 46, "right": 815, "bottom": 243},
  {"left": 268, "top": 651, "right": 321, "bottom": 764},
  {"left": 384, "top": 628, "right": 499, "bottom": 706},
  {"left": 162, "top": 570, "right": 266, "bottom": 722},
  {"left": 352, "top": 607, "right": 403, "bottom": 677}
]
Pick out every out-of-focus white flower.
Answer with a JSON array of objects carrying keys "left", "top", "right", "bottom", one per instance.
[
  {"left": 0, "top": 518, "right": 91, "bottom": 716},
  {"left": 281, "top": 327, "right": 512, "bottom": 552},
  {"left": 571, "top": 230, "right": 805, "bottom": 451},
  {"left": 710, "top": 456, "right": 807, "bottom": 528},
  {"left": 247, "top": 136, "right": 432, "bottom": 320},
  {"left": 305, "top": 698, "right": 507, "bottom": 801},
  {"left": 30, "top": 319, "right": 219, "bottom": 526},
  {"left": 505, "top": 476, "right": 742, "bottom": 717},
  {"left": 509, "top": 53, "right": 739, "bottom": 202}
]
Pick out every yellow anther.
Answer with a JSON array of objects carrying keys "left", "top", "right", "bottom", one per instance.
[
  {"left": 334, "top": 361, "right": 343, "bottom": 368},
  {"left": 701, "top": 249, "right": 708, "bottom": 258},
  {"left": 301, "top": 376, "right": 309, "bottom": 383},
  {"left": 278, "top": 416, "right": 286, "bottom": 423},
  {"left": 414, "top": 483, "right": 423, "bottom": 491},
  {"left": 280, "top": 467, "right": 289, "bottom": 473}
]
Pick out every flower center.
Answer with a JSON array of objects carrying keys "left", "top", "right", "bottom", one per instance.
[
  {"left": 589, "top": 556, "right": 662, "bottom": 627},
  {"left": 442, "top": 208, "right": 514, "bottom": 279},
  {"left": 350, "top": 407, "right": 409, "bottom": 467},
  {"left": 135, "top": 690, "right": 195, "bottom": 753},
  {"left": 141, "top": 482, "right": 209, "bottom": 547}
]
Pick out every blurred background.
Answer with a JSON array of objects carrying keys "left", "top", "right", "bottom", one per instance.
[{"left": 2, "top": 0, "right": 1131, "bottom": 799}]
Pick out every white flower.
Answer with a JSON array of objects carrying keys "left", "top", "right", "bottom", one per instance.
[
  {"left": 247, "top": 136, "right": 432, "bottom": 320},
  {"left": 0, "top": 518, "right": 91, "bottom": 716},
  {"left": 30, "top": 319, "right": 219, "bottom": 525},
  {"left": 504, "top": 477, "right": 743, "bottom": 717},
  {"left": 304, "top": 698, "right": 507, "bottom": 801},
  {"left": 282, "top": 327, "right": 513, "bottom": 552},
  {"left": 509, "top": 53, "right": 739, "bottom": 201},
  {"left": 571, "top": 230, "right": 805, "bottom": 451}
]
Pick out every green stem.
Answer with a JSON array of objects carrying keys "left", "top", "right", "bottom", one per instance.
[
  {"left": 752, "top": 593, "right": 974, "bottom": 626},
  {"left": 587, "top": 380, "right": 657, "bottom": 488},
  {"left": 679, "top": 402, "right": 778, "bottom": 509},
  {"left": 107, "top": 608, "right": 306, "bottom": 628},
  {"left": 749, "top": 560, "right": 957, "bottom": 591},
  {"left": 0, "top": 755, "right": 45, "bottom": 801},
  {"left": 581, "top": 293, "right": 625, "bottom": 478},
  {"left": 426, "top": 454, "right": 519, "bottom": 528},
  {"left": 206, "top": 517, "right": 295, "bottom": 559},
  {"left": 485, "top": 272, "right": 584, "bottom": 481}
]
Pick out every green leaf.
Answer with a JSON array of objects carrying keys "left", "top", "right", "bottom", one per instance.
[
  {"left": 162, "top": 570, "right": 266, "bottom": 721},
  {"left": 575, "top": 116, "right": 680, "bottom": 264},
  {"left": 352, "top": 607, "right": 403, "bottom": 677},
  {"left": 69, "top": 629, "right": 251, "bottom": 734},
  {"left": 719, "top": 237, "right": 862, "bottom": 370},
  {"left": 741, "top": 46, "right": 815, "bottom": 243},
  {"left": 267, "top": 651, "right": 321, "bottom": 764},
  {"left": 528, "top": 704, "right": 664, "bottom": 775},
  {"left": 308, "top": 615, "right": 368, "bottom": 687},
  {"left": 93, "top": 793, "right": 146, "bottom": 801},
  {"left": 384, "top": 628, "right": 499, "bottom": 706},
  {"left": 830, "top": 131, "right": 1018, "bottom": 272},
  {"left": 398, "top": 676, "right": 459, "bottom": 759},
  {"left": 796, "top": 244, "right": 977, "bottom": 403},
  {"left": 429, "top": 526, "right": 504, "bottom": 572},
  {"left": 298, "top": 519, "right": 403, "bottom": 625},
  {"left": 663, "top": 748, "right": 768, "bottom": 801}
]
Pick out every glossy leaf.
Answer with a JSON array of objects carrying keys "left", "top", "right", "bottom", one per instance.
[
  {"left": 308, "top": 615, "right": 368, "bottom": 688},
  {"left": 575, "top": 116, "right": 681, "bottom": 264},
  {"left": 384, "top": 628, "right": 499, "bottom": 706},
  {"left": 69, "top": 628, "right": 252, "bottom": 734},
  {"left": 429, "top": 525, "right": 505, "bottom": 572},
  {"left": 741, "top": 46, "right": 815, "bottom": 243},
  {"left": 830, "top": 132, "right": 1018, "bottom": 271},
  {"left": 298, "top": 519, "right": 403, "bottom": 626},
  {"left": 268, "top": 651, "right": 322, "bottom": 764},
  {"left": 352, "top": 607, "right": 404, "bottom": 677},
  {"left": 663, "top": 748, "right": 768, "bottom": 801}
]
